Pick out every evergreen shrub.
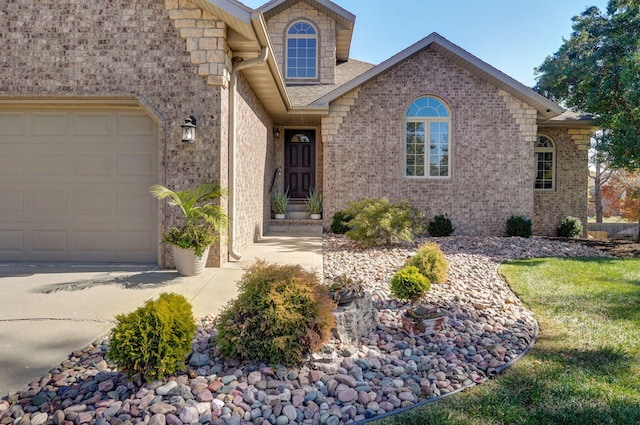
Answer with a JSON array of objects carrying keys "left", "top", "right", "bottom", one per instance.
[
  {"left": 107, "top": 293, "right": 196, "bottom": 382},
  {"left": 406, "top": 242, "right": 449, "bottom": 284},
  {"left": 343, "top": 198, "right": 426, "bottom": 247},
  {"left": 506, "top": 215, "right": 533, "bottom": 238},
  {"left": 214, "top": 261, "right": 335, "bottom": 366},
  {"left": 330, "top": 209, "right": 354, "bottom": 234},
  {"left": 390, "top": 265, "right": 431, "bottom": 303},
  {"left": 558, "top": 216, "right": 583, "bottom": 238},
  {"left": 428, "top": 214, "right": 455, "bottom": 237}
]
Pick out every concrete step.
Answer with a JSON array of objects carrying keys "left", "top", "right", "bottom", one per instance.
[{"left": 267, "top": 219, "right": 323, "bottom": 235}]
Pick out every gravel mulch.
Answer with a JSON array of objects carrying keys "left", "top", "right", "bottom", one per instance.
[{"left": 0, "top": 236, "right": 611, "bottom": 425}]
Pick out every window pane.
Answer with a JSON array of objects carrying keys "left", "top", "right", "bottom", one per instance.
[
  {"left": 287, "top": 22, "right": 317, "bottom": 79},
  {"left": 406, "top": 97, "right": 450, "bottom": 117}
]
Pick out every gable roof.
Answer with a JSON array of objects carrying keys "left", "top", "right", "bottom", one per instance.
[
  {"left": 256, "top": 0, "right": 355, "bottom": 61},
  {"left": 311, "top": 32, "right": 564, "bottom": 121}
]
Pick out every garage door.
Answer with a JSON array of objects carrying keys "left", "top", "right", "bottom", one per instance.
[{"left": 0, "top": 109, "right": 158, "bottom": 263}]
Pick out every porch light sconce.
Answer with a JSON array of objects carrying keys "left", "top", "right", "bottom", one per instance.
[
  {"left": 273, "top": 127, "right": 280, "bottom": 139},
  {"left": 181, "top": 116, "right": 197, "bottom": 143}
]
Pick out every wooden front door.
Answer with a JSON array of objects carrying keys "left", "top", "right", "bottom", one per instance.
[{"left": 284, "top": 130, "right": 315, "bottom": 198}]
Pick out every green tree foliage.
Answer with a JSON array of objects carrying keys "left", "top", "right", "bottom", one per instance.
[{"left": 535, "top": 0, "right": 640, "bottom": 169}]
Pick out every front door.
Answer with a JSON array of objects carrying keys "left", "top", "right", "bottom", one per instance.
[{"left": 284, "top": 130, "right": 315, "bottom": 198}]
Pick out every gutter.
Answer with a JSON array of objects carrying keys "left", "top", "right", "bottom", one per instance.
[{"left": 228, "top": 46, "right": 269, "bottom": 261}]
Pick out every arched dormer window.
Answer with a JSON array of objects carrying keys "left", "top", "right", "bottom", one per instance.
[
  {"left": 534, "top": 135, "right": 555, "bottom": 190},
  {"left": 405, "top": 96, "right": 451, "bottom": 178},
  {"left": 286, "top": 21, "right": 318, "bottom": 79}
]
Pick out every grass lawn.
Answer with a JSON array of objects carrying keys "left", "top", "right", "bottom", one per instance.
[{"left": 376, "top": 257, "right": 640, "bottom": 425}]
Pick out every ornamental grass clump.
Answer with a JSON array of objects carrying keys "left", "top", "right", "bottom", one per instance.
[
  {"left": 214, "top": 261, "right": 335, "bottom": 366},
  {"left": 406, "top": 242, "right": 449, "bottom": 284},
  {"left": 390, "top": 265, "right": 431, "bottom": 303},
  {"left": 107, "top": 293, "right": 196, "bottom": 382}
]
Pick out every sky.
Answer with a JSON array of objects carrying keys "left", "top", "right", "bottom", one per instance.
[{"left": 239, "top": 0, "right": 610, "bottom": 87}]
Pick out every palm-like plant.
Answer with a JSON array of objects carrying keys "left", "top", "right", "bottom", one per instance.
[{"left": 150, "top": 183, "right": 228, "bottom": 256}]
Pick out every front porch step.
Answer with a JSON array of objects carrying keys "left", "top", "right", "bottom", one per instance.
[
  {"left": 267, "top": 219, "right": 323, "bottom": 235},
  {"left": 287, "top": 199, "right": 308, "bottom": 219}
]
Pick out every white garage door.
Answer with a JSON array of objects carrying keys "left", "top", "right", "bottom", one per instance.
[{"left": 0, "top": 109, "right": 158, "bottom": 263}]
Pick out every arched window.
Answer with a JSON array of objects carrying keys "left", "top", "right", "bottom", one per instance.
[
  {"left": 534, "top": 135, "right": 555, "bottom": 190},
  {"left": 286, "top": 21, "right": 317, "bottom": 79},
  {"left": 405, "top": 96, "right": 451, "bottom": 178}
]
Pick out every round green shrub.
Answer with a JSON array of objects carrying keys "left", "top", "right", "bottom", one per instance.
[
  {"left": 506, "top": 215, "right": 533, "bottom": 238},
  {"left": 214, "top": 261, "right": 335, "bottom": 366},
  {"left": 330, "top": 209, "right": 354, "bottom": 234},
  {"left": 390, "top": 265, "right": 431, "bottom": 303},
  {"left": 558, "top": 216, "right": 583, "bottom": 238},
  {"left": 428, "top": 214, "right": 454, "bottom": 237},
  {"left": 343, "top": 198, "right": 427, "bottom": 247},
  {"left": 406, "top": 242, "right": 449, "bottom": 284},
  {"left": 107, "top": 292, "right": 196, "bottom": 382}
]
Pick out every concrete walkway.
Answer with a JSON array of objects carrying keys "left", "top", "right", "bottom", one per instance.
[{"left": 0, "top": 232, "right": 322, "bottom": 398}]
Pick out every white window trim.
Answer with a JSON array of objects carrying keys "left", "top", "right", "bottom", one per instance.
[
  {"left": 404, "top": 97, "right": 452, "bottom": 179},
  {"left": 534, "top": 134, "right": 556, "bottom": 191},
  {"left": 285, "top": 20, "right": 319, "bottom": 81}
]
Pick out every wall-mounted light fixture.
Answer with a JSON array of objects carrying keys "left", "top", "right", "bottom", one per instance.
[
  {"left": 181, "top": 116, "right": 197, "bottom": 143},
  {"left": 273, "top": 127, "right": 281, "bottom": 139}
]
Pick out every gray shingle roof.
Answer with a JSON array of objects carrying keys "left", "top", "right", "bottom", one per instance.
[{"left": 286, "top": 59, "right": 374, "bottom": 107}]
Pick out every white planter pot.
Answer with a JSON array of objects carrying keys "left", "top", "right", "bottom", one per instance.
[
  {"left": 172, "top": 245, "right": 209, "bottom": 276},
  {"left": 275, "top": 213, "right": 286, "bottom": 219},
  {"left": 310, "top": 213, "right": 322, "bottom": 220}
]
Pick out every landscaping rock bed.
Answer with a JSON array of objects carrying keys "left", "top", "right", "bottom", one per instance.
[{"left": 0, "top": 236, "right": 611, "bottom": 425}]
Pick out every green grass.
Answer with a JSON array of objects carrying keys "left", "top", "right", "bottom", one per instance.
[{"left": 376, "top": 257, "right": 640, "bottom": 425}]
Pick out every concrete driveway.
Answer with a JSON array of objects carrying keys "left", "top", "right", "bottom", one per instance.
[{"left": 0, "top": 232, "right": 322, "bottom": 398}]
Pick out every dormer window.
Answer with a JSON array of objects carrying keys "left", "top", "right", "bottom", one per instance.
[{"left": 286, "top": 21, "right": 318, "bottom": 79}]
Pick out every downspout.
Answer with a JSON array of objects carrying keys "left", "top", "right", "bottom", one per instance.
[{"left": 228, "top": 46, "right": 269, "bottom": 260}]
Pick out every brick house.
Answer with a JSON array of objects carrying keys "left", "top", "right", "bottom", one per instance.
[{"left": 0, "top": 0, "right": 593, "bottom": 267}]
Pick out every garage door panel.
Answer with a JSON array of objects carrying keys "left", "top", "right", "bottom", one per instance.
[
  {"left": 32, "top": 190, "right": 67, "bottom": 214},
  {"left": 0, "top": 153, "right": 24, "bottom": 175},
  {"left": 32, "top": 230, "right": 68, "bottom": 253},
  {"left": 74, "top": 153, "right": 112, "bottom": 176},
  {"left": 32, "top": 153, "right": 69, "bottom": 176},
  {"left": 117, "top": 230, "right": 155, "bottom": 254},
  {"left": 0, "top": 230, "right": 24, "bottom": 252},
  {"left": 75, "top": 230, "right": 111, "bottom": 253},
  {"left": 0, "top": 113, "right": 25, "bottom": 136},
  {"left": 73, "top": 192, "right": 114, "bottom": 214},
  {"left": 117, "top": 192, "right": 155, "bottom": 216},
  {"left": 0, "top": 109, "right": 158, "bottom": 263},
  {"left": 118, "top": 114, "right": 156, "bottom": 136},
  {"left": 29, "top": 113, "right": 69, "bottom": 136},
  {"left": 0, "top": 191, "right": 24, "bottom": 213},
  {"left": 73, "top": 113, "right": 112, "bottom": 136},
  {"left": 117, "top": 153, "right": 155, "bottom": 176}
]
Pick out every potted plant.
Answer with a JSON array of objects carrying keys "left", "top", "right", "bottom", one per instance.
[
  {"left": 327, "top": 274, "right": 365, "bottom": 305},
  {"left": 306, "top": 187, "right": 323, "bottom": 219},
  {"left": 150, "top": 182, "right": 227, "bottom": 276},
  {"left": 401, "top": 304, "right": 446, "bottom": 337},
  {"left": 271, "top": 190, "right": 289, "bottom": 219}
]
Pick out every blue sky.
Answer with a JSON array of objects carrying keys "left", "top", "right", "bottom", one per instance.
[{"left": 240, "top": 0, "right": 609, "bottom": 87}]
